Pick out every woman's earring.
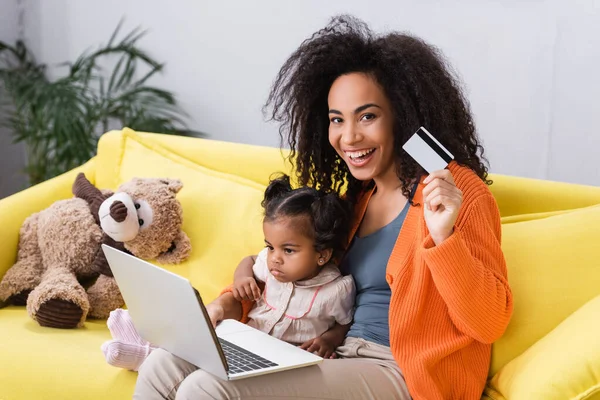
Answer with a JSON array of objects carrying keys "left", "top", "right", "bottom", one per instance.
[{"left": 319, "top": 258, "right": 324, "bottom": 264}]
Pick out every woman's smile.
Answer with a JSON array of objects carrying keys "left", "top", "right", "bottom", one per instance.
[{"left": 344, "top": 148, "right": 376, "bottom": 166}]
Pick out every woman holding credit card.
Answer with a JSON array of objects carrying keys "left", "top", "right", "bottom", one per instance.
[{"left": 135, "top": 14, "right": 513, "bottom": 400}]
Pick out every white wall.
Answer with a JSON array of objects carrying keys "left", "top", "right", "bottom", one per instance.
[
  {"left": 0, "top": 0, "right": 28, "bottom": 198},
  {"left": 23, "top": 0, "right": 600, "bottom": 186}
]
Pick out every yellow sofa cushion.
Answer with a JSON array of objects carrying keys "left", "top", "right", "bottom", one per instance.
[
  {"left": 490, "top": 205, "right": 600, "bottom": 376},
  {"left": 96, "top": 128, "right": 267, "bottom": 301},
  {"left": 96, "top": 128, "right": 291, "bottom": 189},
  {"left": 484, "top": 295, "right": 600, "bottom": 400}
]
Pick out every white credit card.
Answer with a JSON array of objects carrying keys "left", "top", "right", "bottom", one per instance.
[{"left": 402, "top": 126, "right": 454, "bottom": 174}]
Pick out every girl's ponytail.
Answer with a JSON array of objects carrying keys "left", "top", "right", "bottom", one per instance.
[{"left": 262, "top": 174, "right": 292, "bottom": 209}]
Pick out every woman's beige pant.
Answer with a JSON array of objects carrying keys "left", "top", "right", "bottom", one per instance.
[{"left": 134, "top": 337, "right": 412, "bottom": 400}]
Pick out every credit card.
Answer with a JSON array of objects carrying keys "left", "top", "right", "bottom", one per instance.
[{"left": 402, "top": 126, "right": 454, "bottom": 174}]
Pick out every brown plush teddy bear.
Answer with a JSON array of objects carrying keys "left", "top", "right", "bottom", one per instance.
[{"left": 0, "top": 173, "right": 191, "bottom": 329}]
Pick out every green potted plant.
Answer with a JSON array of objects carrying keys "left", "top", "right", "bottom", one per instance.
[{"left": 0, "top": 21, "right": 200, "bottom": 185}]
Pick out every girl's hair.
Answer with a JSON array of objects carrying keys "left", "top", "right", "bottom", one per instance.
[
  {"left": 264, "top": 15, "right": 491, "bottom": 207},
  {"left": 262, "top": 174, "right": 351, "bottom": 258}
]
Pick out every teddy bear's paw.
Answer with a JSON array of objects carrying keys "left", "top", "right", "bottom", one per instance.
[
  {"left": 35, "top": 299, "right": 84, "bottom": 329},
  {"left": 86, "top": 275, "right": 124, "bottom": 319},
  {"left": 7, "top": 290, "right": 32, "bottom": 306},
  {"left": 0, "top": 258, "right": 43, "bottom": 303}
]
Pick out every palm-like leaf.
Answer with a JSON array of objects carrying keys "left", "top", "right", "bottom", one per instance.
[{"left": 0, "top": 20, "right": 201, "bottom": 185}]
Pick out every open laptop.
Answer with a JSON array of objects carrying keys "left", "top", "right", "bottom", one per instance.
[{"left": 101, "top": 244, "right": 323, "bottom": 380}]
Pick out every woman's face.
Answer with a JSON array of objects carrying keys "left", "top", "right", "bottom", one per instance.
[{"left": 328, "top": 72, "right": 396, "bottom": 182}]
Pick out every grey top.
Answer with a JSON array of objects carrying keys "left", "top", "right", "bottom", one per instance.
[{"left": 342, "top": 200, "right": 410, "bottom": 347}]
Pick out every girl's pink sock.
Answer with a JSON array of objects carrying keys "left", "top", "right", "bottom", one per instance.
[
  {"left": 107, "top": 308, "right": 150, "bottom": 346},
  {"left": 102, "top": 308, "right": 157, "bottom": 371},
  {"left": 101, "top": 340, "right": 157, "bottom": 371}
]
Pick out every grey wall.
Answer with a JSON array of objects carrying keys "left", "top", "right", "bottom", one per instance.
[
  {"left": 0, "top": 0, "right": 27, "bottom": 199},
  {"left": 17, "top": 0, "right": 600, "bottom": 187}
]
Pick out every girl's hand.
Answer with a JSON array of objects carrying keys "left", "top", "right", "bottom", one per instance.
[
  {"left": 299, "top": 323, "right": 349, "bottom": 359},
  {"left": 299, "top": 336, "right": 338, "bottom": 359},
  {"left": 232, "top": 277, "right": 261, "bottom": 301},
  {"left": 205, "top": 302, "right": 225, "bottom": 329},
  {"left": 422, "top": 169, "right": 463, "bottom": 246}
]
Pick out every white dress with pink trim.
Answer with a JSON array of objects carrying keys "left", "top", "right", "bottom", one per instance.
[{"left": 246, "top": 248, "right": 355, "bottom": 345}]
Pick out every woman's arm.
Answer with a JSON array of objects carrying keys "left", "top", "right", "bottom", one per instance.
[{"left": 423, "top": 194, "right": 513, "bottom": 344}]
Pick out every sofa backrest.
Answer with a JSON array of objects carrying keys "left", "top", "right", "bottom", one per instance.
[
  {"left": 110, "top": 130, "right": 600, "bottom": 218},
  {"left": 487, "top": 172, "right": 600, "bottom": 218},
  {"left": 126, "top": 130, "right": 291, "bottom": 187}
]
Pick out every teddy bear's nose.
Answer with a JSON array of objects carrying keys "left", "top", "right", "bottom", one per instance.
[{"left": 109, "top": 201, "right": 128, "bottom": 223}]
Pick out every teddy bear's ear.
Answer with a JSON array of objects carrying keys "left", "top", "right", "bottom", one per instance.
[{"left": 159, "top": 179, "right": 183, "bottom": 194}]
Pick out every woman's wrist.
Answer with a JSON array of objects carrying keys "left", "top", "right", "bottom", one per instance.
[{"left": 431, "top": 228, "right": 454, "bottom": 246}]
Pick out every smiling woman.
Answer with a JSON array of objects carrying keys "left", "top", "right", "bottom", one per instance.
[{"left": 134, "top": 14, "right": 512, "bottom": 400}]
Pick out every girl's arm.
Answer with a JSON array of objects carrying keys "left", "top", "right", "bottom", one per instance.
[
  {"left": 218, "top": 249, "right": 268, "bottom": 322},
  {"left": 205, "top": 292, "right": 243, "bottom": 328},
  {"left": 233, "top": 255, "right": 257, "bottom": 282},
  {"left": 232, "top": 255, "right": 261, "bottom": 301}
]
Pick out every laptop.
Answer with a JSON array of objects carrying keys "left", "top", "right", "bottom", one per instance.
[{"left": 101, "top": 244, "right": 322, "bottom": 380}]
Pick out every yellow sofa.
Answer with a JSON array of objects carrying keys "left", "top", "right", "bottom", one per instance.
[{"left": 1, "top": 128, "right": 599, "bottom": 400}]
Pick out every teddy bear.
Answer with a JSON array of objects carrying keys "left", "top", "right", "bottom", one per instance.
[{"left": 0, "top": 173, "right": 191, "bottom": 329}]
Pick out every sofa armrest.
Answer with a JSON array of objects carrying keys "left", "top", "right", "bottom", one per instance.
[{"left": 0, "top": 158, "right": 97, "bottom": 280}]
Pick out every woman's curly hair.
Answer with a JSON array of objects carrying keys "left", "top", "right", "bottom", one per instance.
[{"left": 264, "top": 15, "right": 491, "bottom": 206}]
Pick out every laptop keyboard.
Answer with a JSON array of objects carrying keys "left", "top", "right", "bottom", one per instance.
[{"left": 218, "top": 338, "right": 278, "bottom": 374}]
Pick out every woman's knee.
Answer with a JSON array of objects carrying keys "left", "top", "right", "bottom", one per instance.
[
  {"left": 176, "top": 370, "right": 228, "bottom": 400},
  {"left": 138, "top": 348, "right": 175, "bottom": 377},
  {"left": 135, "top": 349, "right": 198, "bottom": 400}
]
